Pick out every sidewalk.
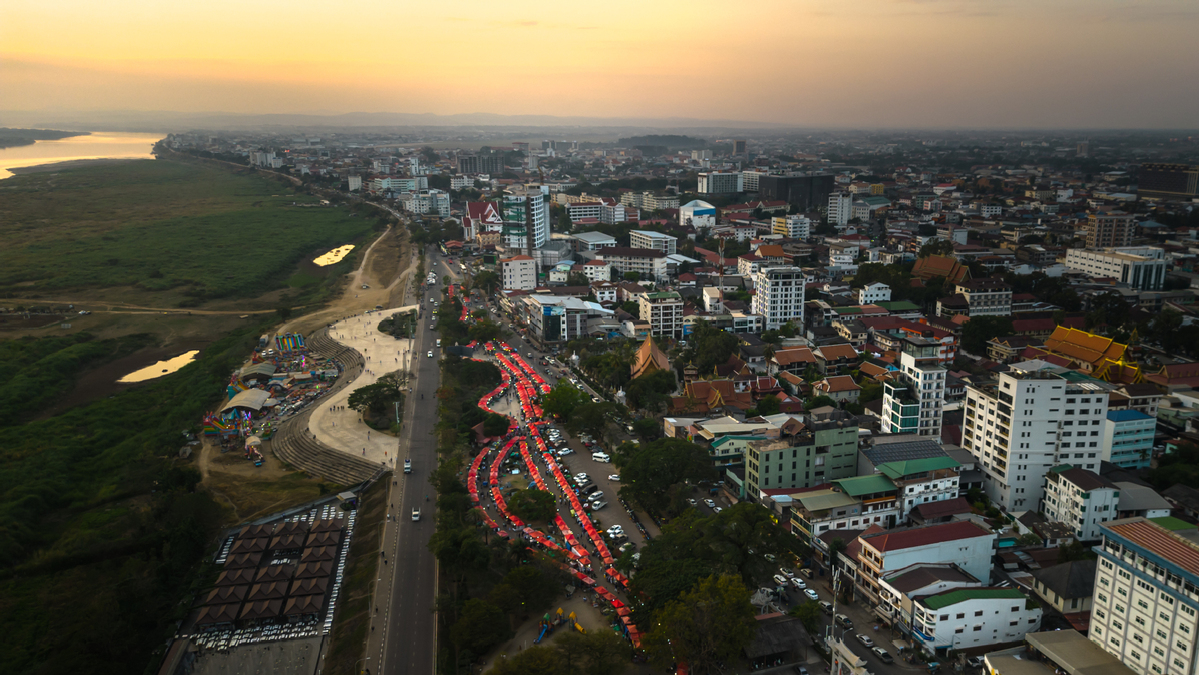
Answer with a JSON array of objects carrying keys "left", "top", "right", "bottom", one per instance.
[{"left": 307, "top": 304, "right": 421, "bottom": 469}]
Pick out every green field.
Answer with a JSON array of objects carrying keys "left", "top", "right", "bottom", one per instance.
[{"left": 0, "top": 158, "right": 378, "bottom": 302}]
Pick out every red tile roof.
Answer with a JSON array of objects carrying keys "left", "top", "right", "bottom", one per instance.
[
  {"left": 862, "top": 520, "right": 991, "bottom": 553},
  {"left": 1107, "top": 519, "right": 1199, "bottom": 579}
]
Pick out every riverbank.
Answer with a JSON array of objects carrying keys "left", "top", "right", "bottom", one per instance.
[
  {"left": 7, "top": 156, "right": 153, "bottom": 175},
  {"left": 0, "top": 128, "right": 88, "bottom": 150}
]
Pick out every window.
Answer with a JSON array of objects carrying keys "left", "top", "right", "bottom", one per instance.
[
  {"left": 955, "top": 627, "right": 964, "bottom": 634},
  {"left": 973, "top": 625, "right": 982, "bottom": 632},
  {"left": 956, "top": 613, "right": 965, "bottom": 619},
  {"left": 976, "top": 610, "right": 984, "bottom": 617}
]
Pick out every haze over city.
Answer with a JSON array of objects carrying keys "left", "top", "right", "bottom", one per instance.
[{"left": 4, "top": 0, "right": 1199, "bottom": 128}]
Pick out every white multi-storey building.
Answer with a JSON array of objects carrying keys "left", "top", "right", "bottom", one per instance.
[
  {"left": 881, "top": 336, "right": 947, "bottom": 439},
  {"left": 772, "top": 215, "right": 811, "bottom": 239},
  {"left": 962, "top": 365, "right": 1110, "bottom": 512},
  {"left": 1064, "top": 248, "right": 1168, "bottom": 292},
  {"left": 502, "top": 187, "right": 550, "bottom": 251},
  {"left": 742, "top": 170, "right": 766, "bottom": 192},
  {"left": 629, "top": 230, "right": 677, "bottom": 255},
  {"left": 406, "top": 189, "right": 451, "bottom": 217},
  {"left": 347, "top": 175, "right": 362, "bottom": 192},
  {"left": 1042, "top": 466, "right": 1120, "bottom": 541},
  {"left": 1091, "top": 517, "right": 1199, "bottom": 675},
  {"left": 828, "top": 192, "right": 854, "bottom": 226},
  {"left": 499, "top": 255, "right": 537, "bottom": 291},
  {"left": 858, "top": 282, "right": 892, "bottom": 305},
  {"left": 910, "top": 588, "right": 1042, "bottom": 655},
  {"left": 679, "top": 200, "right": 717, "bottom": 230},
  {"left": 638, "top": 291, "right": 684, "bottom": 339},
  {"left": 697, "top": 171, "right": 743, "bottom": 194},
  {"left": 751, "top": 266, "right": 805, "bottom": 330},
  {"left": 856, "top": 520, "right": 997, "bottom": 605}
]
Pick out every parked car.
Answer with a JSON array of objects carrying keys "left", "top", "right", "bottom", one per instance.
[
  {"left": 704, "top": 499, "right": 716, "bottom": 508},
  {"left": 688, "top": 498, "right": 698, "bottom": 506},
  {"left": 856, "top": 634, "right": 874, "bottom": 648},
  {"left": 790, "top": 577, "right": 807, "bottom": 590},
  {"left": 804, "top": 588, "right": 819, "bottom": 601},
  {"left": 800, "top": 567, "right": 814, "bottom": 579},
  {"left": 772, "top": 574, "right": 789, "bottom": 586},
  {"left": 872, "top": 647, "right": 893, "bottom": 664},
  {"left": 819, "top": 601, "right": 833, "bottom": 615},
  {"left": 591, "top": 501, "right": 608, "bottom": 510},
  {"left": 608, "top": 474, "right": 620, "bottom": 481},
  {"left": 966, "top": 657, "right": 986, "bottom": 669},
  {"left": 836, "top": 614, "right": 853, "bottom": 629},
  {"left": 588, "top": 491, "right": 604, "bottom": 503}
]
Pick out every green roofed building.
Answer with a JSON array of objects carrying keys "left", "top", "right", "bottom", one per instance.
[
  {"left": 910, "top": 587, "right": 1041, "bottom": 654},
  {"left": 876, "top": 456, "right": 962, "bottom": 524}
]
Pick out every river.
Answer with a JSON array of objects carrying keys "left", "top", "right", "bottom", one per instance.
[{"left": 0, "top": 131, "right": 164, "bottom": 179}]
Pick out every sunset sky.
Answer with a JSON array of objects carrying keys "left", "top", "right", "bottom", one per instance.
[{"left": 3, "top": 0, "right": 1197, "bottom": 128}]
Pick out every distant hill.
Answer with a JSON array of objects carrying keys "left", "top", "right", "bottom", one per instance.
[{"left": 0, "top": 128, "right": 87, "bottom": 149}]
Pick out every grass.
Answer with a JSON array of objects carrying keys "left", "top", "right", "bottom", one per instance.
[
  {"left": 0, "top": 158, "right": 378, "bottom": 303},
  {"left": 324, "top": 476, "right": 387, "bottom": 675}
]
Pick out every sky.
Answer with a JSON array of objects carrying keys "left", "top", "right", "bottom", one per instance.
[{"left": 3, "top": 0, "right": 1198, "bottom": 128}]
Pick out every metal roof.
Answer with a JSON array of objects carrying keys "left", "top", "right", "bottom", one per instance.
[
  {"left": 833, "top": 474, "right": 895, "bottom": 497},
  {"left": 877, "top": 456, "right": 960, "bottom": 479}
]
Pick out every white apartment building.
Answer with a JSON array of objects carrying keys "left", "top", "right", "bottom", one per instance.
[
  {"left": 910, "top": 588, "right": 1042, "bottom": 654},
  {"left": 829, "top": 192, "right": 854, "bottom": 226},
  {"left": 955, "top": 278, "right": 1013, "bottom": 316},
  {"left": 1042, "top": 466, "right": 1120, "bottom": 541},
  {"left": 679, "top": 200, "right": 717, "bottom": 230},
  {"left": 881, "top": 336, "right": 947, "bottom": 439},
  {"left": 697, "top": 171, "right": 744, "bottom": 195},
  {"left": 450, "top": 175, "right": 472, "bottom": 190},
  {"left": 859, "top": 282, "right": 892, "bottom": 305},
  {"left": 1064, "top": 248, "right": 1168, "bottom": 292},
  {"left": 406, "top": 189, "right": 451, "bottom": 217},
  {"left": 502, "top": 187, "right": 550, "bottom": 251},
  {"left": 629, "top": 230, "right": 678, "bottom": 255},
  {"left": 638, "top": 291, "right": 684, "bottom": 339},
  {"left": 876, "top": 456, "right": 961, "bottom": 524},
  {"left": 347, "top": 175, "right": 362, "bottom": 192},
  {"left": 857, "top": 521, "right": 997, "bottom": 604},
  {"left": 962, "top": 366, "right": 1110, "bottom": 512},
  {"left": 751, "top": 266, "right": 805, "bottom": 330},
  {"left": 742, "top": 170, "right": 766, "bottom": 192},
  {"left": 499, "top": 255, "right": 537, "bottom": 291},
  {"left": 1091, "top": 517, "right": 1199, "bottom": 675},
  {"left": 620, "top": 191, "right": 679, "bottom": 210},
  {"left": 579, "top": 260, "right": 612, "bottom": 282},
  {"left": 772, "top": 215, "right": 811, "bottom": 239}
]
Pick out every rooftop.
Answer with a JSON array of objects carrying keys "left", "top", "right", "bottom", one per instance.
[
  {"left": 877, "top": 456, "right": 960, "bottom": 480},
  {"left": 918, "top": 587, "right": 1026, "bottom": 610},
  {"left": 1104, "top": 517, "right": 1199, "bottom": 579},
  {"left": 862, "top": 520, "right": 993, "bottom": 553}
]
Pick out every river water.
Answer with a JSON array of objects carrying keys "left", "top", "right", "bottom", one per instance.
[{"left": 0, "top": 131, "right": 164, "bottom": 179}]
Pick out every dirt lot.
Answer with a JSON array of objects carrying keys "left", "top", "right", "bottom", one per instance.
[{"left": 197, "top": 438, "right": 335, "bottom": 522}]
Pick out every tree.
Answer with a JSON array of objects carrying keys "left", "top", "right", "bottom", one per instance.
[
  {"left": 632, "top": 418, "right": 660, "bottom": 440},
  {"left": 789, "top": 600, "right": 822, "bottom": 637},
  {"left": 1058, "top": 540, "right": 1097, "bottom": 563},
  {"left": 961, "top": 315, "right": 1015, "bottom": 354},
  {"left": 482, "top": 412, "right": 511, "bottom": 437},
  {"left": 450, "top": 599, "right": 512, "bottom": 657},
  {"left": 618, "top": 437, "right": 717, "bottom": 514},
  {"left": 542, "top": 381, "right": 590, "bottom": 420},
  {"left": 643, "top": 574, "right": 756, "bottom": 673},
  {"left": 755, "top": 395, "right": 781, "bottom": 416},
  {"left": 623, "top": 271, "right": 641, "bottom": 282},
  {"left": 1017, "top": 533, "right": 1043, "bottom": 547},
  {"left": 806, "top": 395, "right": 837, "bottom": 410},
  {"left": 827, "top": 537, "right": 848, "bottom": 568},
  {"left": 347, "top": 373, "right": 404, "bottom": 415},
  {"left": 566, "top": 272, "right": 590, "bottom": 287},
  {"left": 508, "top": 488, "right": 557, "bottom": 523},
  {"left": 468, "top": 319, "right": 505, "bottom": 344},
  {"left": 276, "top": 306, "right": 293, "bottom": 321},
  {"left": 486, "top": 646, "right": 564, "bottom": 675},
  {"left": 624, "top": 369, "right": 677, "bottom": 412},
  {"left": 566, "top": 402, "right": 615, "bottom": 440},
  {"left": 474, "top": 270, "right": 501, "bottom": 294},
  {"left": 554, "top": 630, "right": 631, "bottom": 675},
  {"left": 677, "top": 320, "right": 738, "bottom": 377},
  {"left": 918, "top": 240, "right": 955, "bottom": 258}
]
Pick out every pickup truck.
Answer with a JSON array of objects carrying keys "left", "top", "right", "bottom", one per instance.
[{"left": 404, "top": 458, "right": 412, "bottom": 474}]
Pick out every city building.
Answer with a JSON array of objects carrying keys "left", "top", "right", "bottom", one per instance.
[
  {"left": 829, "top": 192, "right": 854, "bottom": 226},
  {"left": 772, "top": 214, "right": 812, "bottom": 239},
  {"left": 858, "top": 282, "right": 891, "bottom": 305},
  {"left": 1065, "top": 248, "right": 1168, "bottom": 292},
  {"left": 908, "top": 587, "right": 1042, "bottom": 654},
  {"left": 502, "top": 187, "right": 550, "bottom": 251},
  {"left": 878, "top": 563, "right": 982, "bottom": 640},
  {"left": 1103, "top": 410, "right": 1156, "bottom": 470},
  {"left": 988, "top": 631, "right": 1134, "bottom": 675},
  {"left": 1042, "top": 466, "right": 1120, "bottom": 541},
  {"left": 759, "top": 174, "right": 835, "bottom": 211},
  {"left": 572, "top": 230, "right": 618, "bottom": 251},
  {"left": 499, "top": 255, "right": 536, "bottom": 291},
  {"left": 462, "top": 201, "right": 503, "bottom": 243},
  {"left": 1031, "top": 559, "right": 1097, "bottom": 616},
  {"left": 697, "top": 171, "right": 744, "bottom": 194},
  {"left": 629, "top": 229, "right": 678, "bottom": 255},
  {"left": 876, "top": 457, "right": 961, "bottom": 524},
  {"left": 962, "top": 366, "right": 1110, "bottom": 512},
  {"left": 881, "top": 336, "right": 947, "bottom": 439},
  {"left": 1139, "top": 163, "right": 1199, "bottom": 201},
  {"left": 456, "top": 152, "right": 504, "bottom": 175},
  {"left": 679, "top": 199, "right": 717, "bottom": 230},
  {"left": 746, "top": 409, "right": 858, "bottom": 497},
  {"left": 638, "top": 291, "right": 684, "bottom": 339},
  {"left": 620, "top": 191, "right": 679, "bottom": 211},
  {"left": 1086, "top": 212, "right": 1136, "bottom": 249},
  {"left": 955, "top": 278, "right": 1013, "bottom": 316},
  {"left": 856, "top": 521, "right": 996, "bottom": 604},
  {"left": 1091, "top": 517, "right": 1199, "bottom": 675},
  {"left": 751, "top": 266, "right": 806, "bottom": 330},
  {"left": 406, "top": 189, "right": 451, "bottom": 217},
  {"left": 347, "top": 175, "right": 362, "bottom": 192},
  {"left": 517, "top": 295, "right": 614, "bottom": 347},
  {"left": 593, "top": 247, "right": 671, "bottom": 280}
]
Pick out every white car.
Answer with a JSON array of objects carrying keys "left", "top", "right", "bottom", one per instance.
[
  {"left": 790, "top": 577, "right": 807, "bottom": 590},
  {"left": 608, "top": 474, "right": 620, "bottom": 481},
  {"left": 427, "top": 351, "right": 433, "bottom": 358},
  {"left": 575, "top": 473, "right": 589, "bottom": 481},
  {"left": 688, "top": 498, "right": 697, "bottom": 506},
  {"left": 588, "top": 491, "right": 604, "bottom": 503},
  {"left": 704, "top": 499, "right": 716, "bottom": 508},
  {"left": 411, "top": 508, "right": 421, "bottom": 522},
  {"left": 805, "top": 588, "right": 820, "bottom": 601},
  {"left": 772, "top": 574, "right": 789, "bottom": 586},
  {"left": 713, "top": 506, "right": 723, "bottom": 513},
  {"left": 606, "top": 525, "right": 624, "bottom": 535},
  {"left": 856, "top": 634, "right": 874, "bottom": 648}
]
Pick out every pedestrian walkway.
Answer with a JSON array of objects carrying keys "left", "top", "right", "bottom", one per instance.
[{"left": 307, "top": 305, "right": 420, "bottom": 467}]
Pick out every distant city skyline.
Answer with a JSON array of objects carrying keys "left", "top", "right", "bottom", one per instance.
[{"left": 4, "top": 0, "right": 1198, "bottom": 129}]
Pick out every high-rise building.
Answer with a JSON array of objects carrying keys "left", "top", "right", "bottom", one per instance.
[
  {"left": 881, "top": 336, "right": 947, "bottom": 439},
  {"left": 733, "top": 139, "right": 747, "bottom": 155},
  {"left": 1091, "top": 517, "right": 1199, "bottom": 675},
  {"left": 638, "top": 291, "right": 684, "bottom": 339},
  {"left": 962, "top": 367, "right": 1109, "bottom": 511},
  {"left": 502, "top": 187, "right": 549, "bottom": 252},
  {"left": 1102, "top": 410, "right": 1156, "bottom": 470},
  {"left": 1064, "top": 248, "right": 1167, "bottom": 291},
  {"left": 499, "top": 255, "right": 536, "bottom": 291},
  {"left": 1086, "top": 213, "right": 1136, "bottom": 249},
  {"left": 828, "top": 192, "right": 854, "bottom": 226},
  {"left": 742, "top": 170, "right": 766, "bottom": 193},
  {"left": 751, "top": 266, "right": 805, "bottom": 330},
  {"left": 697, "top": 171, "right": 743, "bottom": 194},
  {"left": 772, "top": 215, "right": 811, "bottom": 239},
  {"left": 1041, "top": 467, "right": 1120, "bottom": 540},
  {"left": 629, "top": 230, "right": 677, "bottom": 255},
  {"left": 760, "top": 174, "right": 835, "bottom": 211},
  {"left": 1139, "top": 163, "right": 1199, "bottom": 201},
  {"left": 347, "top": 175, "right": 362, "bottom": 192},
  {"left": 746, "top": 409, "right": 858, "bottom": 496},
  {"left": 456, "top": 152, "right": 504, "bottom": 175}
]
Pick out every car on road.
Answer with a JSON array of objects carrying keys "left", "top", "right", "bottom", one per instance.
[
  {"left": 427, "top": 351, "right": 433, "bottom": 358},
  {"left": 856, "top": 634, "right": 874, "bottom": 648},
  {"left": 780, "top": 568, "right": 795, "bottom": 579},
  {"left": 591, "top": 396, "right": 601, "bottom": 403},
  {"left": 871, "top": 647, "right": 893, "bottom": 663},
  {"left": 404, "top": 458, "right": 412, "bottom": 474},
  {"left": 835, "top": 614, "right": 853, "bottom": 629},
  {"left": 591, "top": 501, "right": 608, "bottom": 510},
  {"left": 820, "top": 601, "right": 833, "bottom": 614},
  {"left": 411, "top": 508, "right": 421, "bottom": 521},
  {"left": 789, "top": 577, "right": 807, "bottom": 590},
  {"left": 704, "top": 499, "right": 716, "bottom": 508},
  {"left": 713, "top": 506, "right": 722, "bottom": 513},
  {"left": 608, "top": 474, "right": 620, "bottom": 481},
  {"left": 772, "top": 574, "right": 789, "bottom": 586},
  {"left": 588, "top": 491, "right": 604, "bottom": 502},
  {"left": 804, "top": 588, "right": 819, "bottom": 601},
  {"left": 688, "top": 498, "right": 698, "bottom": 506},
  {"left": 793, "top": 667, "right": 809, "bottom": 675},
  {"left": 800, "top": 568, "right": 814, "bottom": 579}
]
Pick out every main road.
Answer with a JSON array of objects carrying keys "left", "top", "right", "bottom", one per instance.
[{"left": 363, "top": 246, "right": 442, "bottom": 675}]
